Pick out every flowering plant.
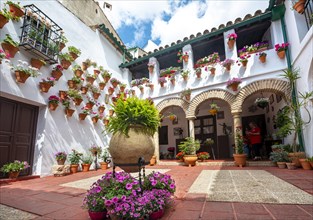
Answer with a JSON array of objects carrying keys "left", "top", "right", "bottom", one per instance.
[
  {"left": 227, "top": 33, "right": 237, "bottom": 40},
  {"left": 158, "top": 77, "right": 167, "bottom": 83},
  {"left": 72, "top": 64, "right": 82, "bottom": 72},
  {"left": 41, "top": 77, "right": 56, "bottom": 86},
  {"left": 131, "top": 79, "right": 141, "bottom": 87},
  {"left": 147, "top": 61, "right": 155, "bottom": 67},
  {"left": 10, "top": 60, "right": 40, "bottom": 77},
  {"left": 89, "top": 145, "right": 102, "bottom": 155},
  {"left": 141, "top": 77, "right": 149, "bottom": 83},
  {"left": 160, "top": 66, "right": 181, "bottom": 77},
  {"left": 0, "top": 8, "right": 12, "bottom": 21},
  {"left": 58, "top": 53, "right": 74, "bottom": 62},
  {"left": 220, "top": 59, "right": 235, "bottom": 67},
  {"left": 143, "top": 172, "right": 176, "bottom": 194},
  {"left": 0, "top": 160, "right": 30, "bottom": 173},
  {"left": 236, "top": 54, "right": 251, "bottom": 66},
  {"left": 110, "top": 77, "right": 120, "bottom": 84},
  {"left": 257, "top": 52, "right": 267, "bottom": 57},
  {"left": 275, "top": 43, "right": 289, "bottom": 52},
  {"left": 195, "top": 52, "right": 220, "bottom": 67},
  {"left": 177, "top": 50, "right": 189, "bottom": 63},
  {"left": 71, "top": 76, "right": 83, "bottom": 84},
  {"left": 61, "top": 99, "right": 71, "bottom": 109},
  {"left": 68, "top": 149, "right": 82, "bottom": 164},
  {"left": 85, "top": 73, "right": 97, "bottom": 79},
  {"left": 180, "top": 70, "right": 190, "bottom": 78},
  {"left": 55, "top": 152, "right": 67, "bottom": 161},
  {"left": 53, "top": 64, "right": 63, "bottom": 71},
  {"left": 81, "top": 106, "right": 91, "bottom": 114},
  {"left": 0, "top": 49, "right": 10, "bottom": 61},
  {"left": 90, "top": 86, "right": 100, "bottom": 94},
  {"left": 210, "top": 103, "right": 220, "bottom": 110},
  {"left": 197, "top": 152, "right": 210, "bottom": 160},
  {"left": 101, "top": 70, "right": 111, "bottom": 78},
  {"left": 91, "top": 112, "right": 103, "bottom": 119},
  {"left": 176, "top": 151, "right": 185, "bottom": 160},
  {"left": 87, "top": 97, "right": 97, "bottom": 105},
  {"left": 48, "top": 95, "right": 60, "bottom": 104},
  {"left": 119, "top": 83, "right": 127, "bottom": 88},
  {"left": 226, "top": 77, "right": 242, "bottom": 87}
]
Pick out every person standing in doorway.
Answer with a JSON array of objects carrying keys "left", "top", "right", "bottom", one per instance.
[{"left": 246, "top": 122, "right": 262, "bottom": 160}]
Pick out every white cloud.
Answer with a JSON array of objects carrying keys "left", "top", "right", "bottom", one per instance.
[{"left": 144, "top": 40, "right": 159, "bottom": 52}]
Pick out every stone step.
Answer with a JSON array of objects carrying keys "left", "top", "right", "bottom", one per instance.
[{"left": 158, "top": 160, "right": 274, "bottom": 167}]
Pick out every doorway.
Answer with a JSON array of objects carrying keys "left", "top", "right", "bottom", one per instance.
[{"left": 0, "top": 97, "right": 38, "bottom": 177}]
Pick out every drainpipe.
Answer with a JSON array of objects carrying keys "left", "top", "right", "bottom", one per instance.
[{"left": 280, "top": 14, "right": 305, "bottom": 152}]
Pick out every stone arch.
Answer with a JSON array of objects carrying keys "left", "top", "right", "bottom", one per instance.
[
  {"left": 156, "top": 98, "right": 189, "bottom": 115},
  {"left": 231, "top": 78, "right": 290, "bottom": 112},
  {"left": 186, "top": 89, "right": 236, "bottom": 118}
]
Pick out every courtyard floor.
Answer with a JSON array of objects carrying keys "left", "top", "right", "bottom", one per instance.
[{"left": 0, "top": 165, "right": 312, "bottom": 220}]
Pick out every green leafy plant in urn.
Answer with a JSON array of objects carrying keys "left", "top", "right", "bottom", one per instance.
[
  {"left": 106, "top": 96, "right": 160, "bottom": 172},
  {"left": 178, "top": 137, "right": 200, "bottom": 167}
]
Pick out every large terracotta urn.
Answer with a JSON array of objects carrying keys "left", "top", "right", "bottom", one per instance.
[{"left": 109, "top": 126, "right": 155, "bottom": 173}]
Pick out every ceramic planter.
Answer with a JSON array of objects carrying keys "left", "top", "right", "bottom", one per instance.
[
  {"left": 65, "top": 108, "right": 75, "bottom": 117},
  {"left": 183, "top": 76, "right": 188, "bottom": 81},
  {"left": 112, "top": 82, "right": 118, "bottom": 88},
  {"left": 30, "top": 58, "right": 45, "bottom": 70},
  {"left": 0, "top": 14, "right": 9, "bottom": 29},
  {"left": 74, "top": 70, "right": 83, "bottom": 77},
  {"left": 39, "top": 82, "right": 52, "bottom": 93},
  {"left": 286, "top": 162, "right": 297, "bottom": 170},
  {"left": 120, "top": 86, "right": 126, "bottom": 93},
  {"left": 59, "top": 90, "right": 67, "bottom": 100},
  {"left": 49, "top": 102, "right": 58, "bottom": 111},
  {"left": 196, "top": 71, "right": 202, "bottom": 78},
  {"left": 69, "top": 52, "right": 78, "bottom": 61},
  {"left": 99, "top": 83, "right": 106, "bottom": 90},
  {"left": 81, "top": 86, "right": 88, "bottom": 94},
  {"left": 93, "top": 92, "right": 101, "bottom": 100},
  {"left": 241, "top": 60, "right": 248, "bottom": 67},
  {"left": 9, "top": 4, "right": 24, "bottom": 17},
  {"left": 150, "top": 156, "right": 157, "bottom": 166},
  {"left": 183, "top": 55, "right": 189, "bottom": 63},
  {"left": 228, "top": 83, "right": 240, "bottom": 92},
  {"left": 57, "top": 158, "right": 66, "bottom": 165},
  {"left": 98, "top": 106, "right": 105, "bottom": 113},
  {"left": 70, "top": 164, "right": 79, "bottom": 173},
  {"left": 293, "top": 0, "right": 306, "bottom": 14},
  {"left": 277, "top": 50, "right": 286, "bottom": 59},
  {"left": 259, "top": 56, "right": 266, "bottom": 63},
  {"left": 15, "top": 71, "right": 30, "bottom": 83},
  {"left": 108, "top": 88, "right": 114, "bottom": 95},
  {"left": 104, "top": 76, "right": 110, "bottom": 83},
  {"left": 79, "top": 113, "right": 87, "bottom": 120},
  {"left": 277, "top": 162, "right": 286, "bottom": 169},
  {"left": 51, "top": 69, "right": 63, "bottom": 80},
  {"left": 299, "top": 159, "right": 312, "bottom": 170},
  {"left": 1, "top": 42, "right": 19, "bottom": 58},
  {"left": 149, "top": 209, "right": 164, "bottom": 220},
  {"left": 92, "top": 117, "right": 99, "bottom": 123},
  {"left": 170, "top": 79, "right": 175, "bottom": 86},
  {"left": 159, "top": 82, "right": 165, "bottom": 88},
  {"left": 87, "top": 77, "right": 95, "bottom": 84},
  {"left": 67, "top": 80, "right": 77, "bottom": 89},
  {"left": 225, "top": 63, "right": 231, "bottom": 72},
  {"left": 58, "top": 42, "right": 65, "bottom": 51},
  {"left": 61, "top": 59, "right": 71, "bottom": 70},
  {"left": 149, "top": 84, "right": 154, "bottom": 90},
  {"left": 148, "top": 66, "right": 154, "bottom": 74},
  {"left": 210, "top": 68, "right": 216, "bottom": 75},
  {"left": 109, "top": 109, "right": 114, "bottom": 116},
  {"left": 100, "top": 162, "right": 108, "bottom": 170},
  {"left": 227, "top": 39, "right": 235, "bottom": 49},
  {"left": 82, "top": 164, "right": 91, "bottom": 172},
  {"left": 109, "top": 126, "right": 155, "bottom": 172},
  {"left": 183, "top": 155, "right": 198, "bottom": 167},
  {"left": 74, "top": 98, "right": 83, "bottom": 106},
  {"left": 209, "top": 109, "right": 218, "bottom": 116},
  {"left": 233, "top": 154, "right": 247, "bottom": 168},
  {"left": 103, "top": 119, "right": 109, "bottom": 126},
  {"left": 88, "top": 210, "right": 107, "bottom": 220},
  {"left": 94, "top": 69, "right": 100, "bottom": 75},
  {"left": 288, "top": 152, "right": 305, "bottom": 167},
  {"left": 82, "top": 62, "right": 89, "bottom": 71},
  {"left": 8, "top": 171, "right": 20, "bottom": 179},
  {"left": 185, "top": 94, "right": 191, "bottom": 101}
]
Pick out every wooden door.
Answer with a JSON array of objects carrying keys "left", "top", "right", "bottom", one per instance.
[{"left": 0, "top": 97, "right": 38, "bottom": 177}]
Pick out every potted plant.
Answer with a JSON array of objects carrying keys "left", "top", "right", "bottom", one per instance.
[
  {"left": 30, "top": 58, "right": 46, "bottom": 70},
  {"left": 107, "top": 96, "right": 160, "bottom": 172},
  {"left": 82, "top": 58, "right": 92, "bottom": 70},
  {"left": 59, "top": 53, "right": 74, "bottom": 70},
  {"left": 209, "top": 103, "right": 220, "bottom": 116},
  {"left": 5, "top": 1, "right": 24, "bottom": 18},
  {"left": 233, "top": 126, "right": 247, "bottom": 167},
  {"left": 102, "top": 70, "right": 111, "bottom": 83},
  {"left": 91, "top": 112, "right": 102, "bottom": 123},
  {"left": 158, "top": 77, "right": 167, "bottom": 88},
  {"left": 0, "top": 9, "right": 12, "bottom": 29},
  {"left": 90, "top": 86, "right": 101, "bottom": 99},
  {"left": 275, "top": 43, "right": 289, "bottom": 59},
  {"left": 48, "top": 95, "right": 60, "bottom": 111},
  {"left": 119, "top": 83, "right": 127, "bottom": 93},
  {"left": 299, "top": 157, "right": 312, "bottom": 170},
  {"left": 61, "top": 98, "right": 74, "bottom": 117},
  {"left": 176, "top": 151, "right": 185, "bottom": 162},
  {"left": 178, "top": 137, "right": 200, "bottom": 167},
  {"left": 103, "top": 116, "right": 110, "bottom": 126},
  {"left": 94, "top": 65, "right": 103, "bottom": 75},
  {"left": 0, "top": 160, "right": 30, "bottom": 179},
  {"left": 227, "top": 33, "right": 237, "bottom": 49},
  {"left": 169, "top": 75, "right": 176, "bottom": 85},
  {"left": 257, "top": 52, "right": 267, "bottom": 63},
  {"left": 269, "top": 151, "right": 290, "bottom": 168},
  {"left": 226, "top": 77, "right": 242, "bottom": 91},
  {"left": 39, "top": 77, "right": 56, "bottom": 93},
  {"left": 255, "top": 97, "right": 269, "bottom": 109},
  {"left": 307, "top": 156, "right": 313, "bottom": 168},
  {"left": 146, "top": 82, "right": 154, "bottom": 90},
  {"left": 110, "top": 77, "right": 120, "bottom": 88},
  {"left": 292, "top": 0, "right": 306, "bottom": 14},
  {"left": 89, "top": 145, "right": 102, "bottom": 157},
  {"left": 181, "top": 88, "right": 191, "bottom": 101},
  {"left": 221, "top": 59, "right": 235, "bottom": 71},
  {"left": 167, "top": 112, "right": 177, "bottom": 122},
  {"left": 51, "top": 64, "right": 64, "bottom": 80},
  {"left": 81, "top": 155, "right": 93, "bottom": 172},
  {"left": 68, "top": 76, "right": 82, "bottom": 89},
  {"left": 0, "top": 49, "right": 10, "bottom": 64},
  {"left": 147, "top": 61, "right": 155, "bottom": 73},
  {"left": 197, "top": 152, "right": 210, "bottom": 162},
  {"left": 58, "top": 34, "right": 68, "bottom": 51},
  {"left": 68, "top": 46, "right": 81, "bottom": 60},
  {"left": 55, "top": 152, "right": 67, "bottom": 165},
  {"left": 1, "top": 34, "right": 19, "bottom": 58},
  {"left": 108, "top": 86, "right": 115, "bottom": 96},
  {"left": 72, "top": 64, "right": 84, "bottom": 77},
  {"left": 236, "top": 54, "right": 251, "bottom": 67},
  {"left": 99, "top": 148, "right": 110, "bottom": 170},
  {"left": 10, "top": 60, "right": 40, "bottom": 83},
  {"left": 131, "top": 79, "right": 140, "bottom": 87},
  {"left": 141, "top": 77, "right": 149, "bottom": 84},
  {"left": 98, "top": 104, "right": 105, "bottom": 113},
  {"left": 67, "top": 89, "right": 83, "bottom": 105},
  {"left": 160, "top": 66, "right": 181, "bottom": 77},
  {"left": 138, "top": 85, "right": 144, "bottom": 94},
  {"left": 79, "top": 107, "right": 91, "bottom": 120},
  {"left": 181, "top": 70, "right": 190, "bottom": 81},
  {"left": 68, "top": 149, "right": 82, "bottom": 173},
  {"left": 177, "top": 50, "right": 189, "bottom": 63},
  {"left": 86, "top": 97, "right": 96, "bottom": 109},
  {"left": 195, "top": 67, "right": 202, "bottom": 78}
]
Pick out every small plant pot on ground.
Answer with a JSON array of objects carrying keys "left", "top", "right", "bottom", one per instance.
[
  {"left": 183, "top": 155, "right": 198, "bottom": 167},
  {"left": 233, "top": 154, "right": 247, "bottom": 168},
  {"left": 70, "top": 164, "right": 79, "bottom": 173},
  {"left": 99, "top": 162, "right": 108, "bottom": 170},
  {"left": 81, "top": 164, "right": 91, "bottom": 172},
  {"left": 286, "top": 162, "right": 297, "bottom": 170},
  {"left": 299, "top": 159, "right": 312, "bottom": 170},
  {"left": 277, "top": 162, "right": 287, "bottom": 169}
]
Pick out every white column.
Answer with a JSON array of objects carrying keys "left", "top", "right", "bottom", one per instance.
[
  {"left": 182, "top": 44, "right": 194, "bottom": 70},
  {"left": 153, "top": 131, "right": 160, "bottom": 162},
  {"left": 232, "top": 111, "right": 242, "bottom": 153},
  {"left": 148, "top": 57, "right": 159, "bottom": 84},
  {"left": 224, "top": 29, "right": 238, "bottom": 60},
  {"left": 188, "top": 117, "right": 195, "bottom": 138}
]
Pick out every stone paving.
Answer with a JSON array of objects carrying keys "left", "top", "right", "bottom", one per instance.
[{"left": 0, "top": 165, "right": 312, "bottom": 219}]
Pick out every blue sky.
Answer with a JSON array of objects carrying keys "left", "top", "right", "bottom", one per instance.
[{"left": 103, "top": 1, "right": 269, "bottom": 52}]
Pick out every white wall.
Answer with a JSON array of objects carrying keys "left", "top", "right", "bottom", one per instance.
[{"left": 0, "top": 0, "right": 125, "bottom": 175}]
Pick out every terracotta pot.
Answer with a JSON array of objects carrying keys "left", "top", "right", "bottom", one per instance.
[
  {"left": 109, "top": 126, "right": 155, "bottom": 172},
  {"left": 160, "top": 82, "right": 165, "bottom": 88},
  {"left": 185, "top": 94, "right": 191, "bottom": 101},
  {"left": 139, "top": 88, "right": 144, "bottom": 94},
  {"left": 149, "top": 84, "right": 154, "bottom": 90},
  {"left": 51, "top": 69, "right": 63, "bottom": 80},
  {"left": 39, "top": 82, "right": 52, "bottom": 93},
  {"left": 277, "top": 162, "right": 286, "bottom": 169},
  {"left": 65, "top": 108, "right": 75, "bottom": 117},
  {"left": 59, "top": 90, "right": 67, "bottom": 100},
  {"left": 82, "top": 62, "right": 88, "bottom": 71},
  {"left": 61, "top": 59, "right": 71, "bottom": 70},
  {"left": 70, "top": 164, "right": 79, "bottom": 173},
  {"left": 233, "top": 154, "right": 247, "bottom": 168},
  {"left": 229, "top": 83, "right": 239, "bottom": 92},
  {"left": 79, "top": 113, "right": 87, "bottom": 120},
  {"left": 82, "top": 164, "right": 91, "bottom": 172},
  {"left": 183, "top": 55, "right": 189, "bottom": 63},
  {"left": 0, "top": 14, "right": 9, "bottom": 29},
  {"left": 67, "top": 80, "right": 76, "bottom": 89},
  {"left": 103, "top": 119, "right": 109, "bottom": 126},
  {"left": 98, "top": 106, "right": 105, "bottom": 113},
  {"left": 109, "top": 109, "right": 114, "bottom": 116},
  {"left": 15, "top": 70, "right": 30, "bottom": 83},
  {"left": 293, "top": 0, "right": 306, "bottom": 14},
  {"left": 87, "top": 77, "right": 95, "bottom": 84},
  {"left": 88, "top": 210, "right": 107, "bottom": 220},
  {"left": 299, "top": 159, "right": 312, "bottom": 170},
  {"left": 210, "top": 68, "right": 216, "bottom": 75},
  {"left": 49, "top": 102, "right": 58, "bottom": 111},
  {"left": 183, "top": 76, "right": 188, "bottom": 81},
  {"left": 112, "top": 82, "right": 118, "bottom": 88},
  {"left": 148, "top": 66, "right": 154, "bottom": 74},
  {"left": 196, "top": 72, "right": 202, "bottom": 78},
  {"left": 183, "top": 155, "right": 198, "bottom": 167},
  {"left": 227, "top": 39, "right": 235, "bottom": 49},
  {"left": 69, "top": 52, "right": 78, "bottom": 60},
  {"left": 74, "top": 70, "right": 83, "bottom": 77},
  {"left": 169, "top": 115, "right": 176, "bottom": 121},
  {"left": 209, "top": 109, "right": 218, "bottom": 116},
  {"left": 104, "top": 76, "right": 110, "bottom": 83},
  {"left": 94, "top": 69, "right": 100, "bottom": 75},
  {"left": 9, "top": 4, "right": 24, "bottom": 17},
  {"left": 99, "top": 83, "right": 106, "bottom": 90},
  {"left": 57, "top": 158, "right": 66, "bottom": 165},
  {"left": 74, "top": 98, "right": 83, "bottom": 106},
  {"left": 277, "top": 50, "right": 286, "bottom": 59},
  {"left": 170, "top": 79, "right": 175, "bottom": 86},
  {"left": 81, "top": 86, "right": 88, "bottom": 94},
  {"left": 286, "top": 162, "right": 297, "bottom": 170},
  {"left": 59, "top": 42, "right": 65, "bottom": 51},
  {"left": 92, "top": 117, "right": 99, "bottom": 123},
  {"left": 1, "top": 42, "right": 19, "bottom": 58},
  {"left": 241, "top": 60, "right": 248, "bottom": 67},
  {"left": 120, "top": 86, "right": 126, "bottom": 93},
  {"left": 8, "top": 171, "right": 20, "bottom": 179},
  {"left": 259, "top": 56, "right": 266, "bottom": 63},
  {"left": 131, "top": 90, "right": 136, "bottom": 96},
  {"left": 288, "top": 152, "right": 305, "bottom": 167},
  {"left": 108, "top": 88, "right": 114, "bottom": 96},
  {"left": 150, "top": 156, "right": 157, "bottom": 166},
  {"left": 225, "top": 63, "right": 231, "bottom": 71},
  {"left": 100, "top": 162, "right": 108, "bottom": 170},
  {"left": 149, "top": 209, "right": 164, "bottom": 220},
  {"left": 93, "top": 92, "right": 101, "bottom": 100},
  {"left": 30, "top": 58, "right": 45, "bottom": 69}
]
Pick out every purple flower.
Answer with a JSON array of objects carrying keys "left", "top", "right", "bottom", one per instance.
[
  {"left": 112, "top": 197, "right": 118, "bottom": 203},
  {"left": 170, "top": 183, "right": 175, "bottom": 189},
  {"left": 105, "top": 199, "right": 113, "bottom": 206},
  {"left": 126, "top": 183, "right": 132, "bottom": 190}
]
